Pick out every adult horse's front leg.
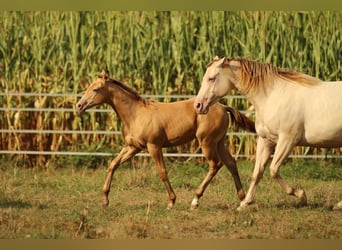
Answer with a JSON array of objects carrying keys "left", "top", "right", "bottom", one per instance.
[
  {"left": 238, "top": 137, "right": 274, "bottom": 211},
  {"left": 102, "top": 145, "right": 140, "bottom": 207},
  {"left": 147, "top": 144, "right": 176, "bottom": 209}
]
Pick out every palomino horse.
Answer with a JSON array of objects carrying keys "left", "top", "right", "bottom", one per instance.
[
  {"left": 194, "top": 57, "right": 342, "bottom": 210},
  {"left": 76, "top": 70, "right": 255, "bottom": 209}
]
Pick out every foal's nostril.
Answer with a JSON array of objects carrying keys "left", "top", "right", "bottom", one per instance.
[{"left": 76, "top": 102, "right": 83, "bottom": 111}]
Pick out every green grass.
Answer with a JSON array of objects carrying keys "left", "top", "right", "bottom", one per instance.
[{"left": 0, "top": 158, "right": 341, "bottom": 239}]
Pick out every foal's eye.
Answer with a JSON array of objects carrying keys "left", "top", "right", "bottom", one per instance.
[
  {"left": 208, "top": 76, "right": 216, "bottom": 82},
  {"left": 93, "top": 88, "right": 99, "bottom": 92}
]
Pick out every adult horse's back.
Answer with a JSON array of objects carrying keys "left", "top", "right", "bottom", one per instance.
[{"left": 194, "top": 57, "right": 342, "bottom": 210}]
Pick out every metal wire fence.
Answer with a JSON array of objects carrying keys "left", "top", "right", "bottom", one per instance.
[{"left": 1, "top": 93, "right": 341, "bottom": 162}]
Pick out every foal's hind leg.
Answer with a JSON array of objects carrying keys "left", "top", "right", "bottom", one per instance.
[
  {"left": 217, "top": 139, "right": 245, "bottom": 201},
  {"left": 191, "top": 143, "right": 222, "bottom": 210},
  {"left": 102, "top": 145, "right": 140, "bottom": 206}
]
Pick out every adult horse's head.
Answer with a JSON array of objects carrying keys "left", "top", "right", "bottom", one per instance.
[
  {"left": 76, "top": 70, "right": 110, "bottom": 112},
  {"left": 194, "top": 56, "right": 238, "bottom": 114}
]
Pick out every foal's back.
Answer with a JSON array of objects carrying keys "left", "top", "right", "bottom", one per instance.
[{"left": 134, "top": 98, "right": 228, "bottom": 147}]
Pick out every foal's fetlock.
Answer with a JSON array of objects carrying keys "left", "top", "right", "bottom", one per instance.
[{"left": 238, "top": 190, "right": 246, "bottom": 201}]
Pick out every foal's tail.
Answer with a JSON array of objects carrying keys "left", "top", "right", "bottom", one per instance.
[{"left": 225, "top": 107, "right": 256, "bottom": 133}]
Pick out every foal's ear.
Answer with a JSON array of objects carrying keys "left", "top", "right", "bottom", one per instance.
[{"left": 98, "top": 70, "right": 110, "bottom": 80}]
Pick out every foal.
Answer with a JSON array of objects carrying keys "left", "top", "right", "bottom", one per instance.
[{"left": 76, "top": 71, "right": 255, "bottom": 209}]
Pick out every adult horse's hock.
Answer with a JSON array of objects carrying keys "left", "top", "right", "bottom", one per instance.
[
  {"left": 76, "top": 70, "right": 255, "bottom": 209},
  {"left": 194, "top": 57, "right": 342, "bottom": 210}
]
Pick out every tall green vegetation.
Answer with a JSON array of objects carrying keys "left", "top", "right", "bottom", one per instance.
[{"left": 1, "top": 11, "right": 341, "bottom": 166}]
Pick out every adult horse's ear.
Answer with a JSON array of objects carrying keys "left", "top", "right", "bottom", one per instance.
[
  {"left": 213, "top": 55, "right": 220, "bottom": 60},
  {"left": 219, "top": 57, "right": 226, "bottom": 67}
]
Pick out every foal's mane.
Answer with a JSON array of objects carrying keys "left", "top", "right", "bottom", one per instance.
[
  {"left": 98, "top": 72, "right": 148, "bottom": 104},
  {"left": 209, "top": 57, "right": 320, "bottom": 93}
]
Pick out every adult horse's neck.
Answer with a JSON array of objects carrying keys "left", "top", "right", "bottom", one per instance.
[
  {"left": 228, "top": 60, "right": 281, "bottom": 113},
  {"left": 106, "top": 81, "right": 146, "bottom": 127}
]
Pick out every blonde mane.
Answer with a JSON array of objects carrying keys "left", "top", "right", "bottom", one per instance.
[{"left": 210, "top": 57, "right": 321, "bottom": 93}]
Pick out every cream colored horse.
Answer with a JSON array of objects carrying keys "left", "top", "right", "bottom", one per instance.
[{"left": 194, "top": 57, "right": 342, "bottom": 210}]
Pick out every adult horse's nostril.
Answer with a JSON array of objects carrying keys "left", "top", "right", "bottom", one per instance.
[{"left": 195, "top": 102, "right": 202, "bottom": 110}]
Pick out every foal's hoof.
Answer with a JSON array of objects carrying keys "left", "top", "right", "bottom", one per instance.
[
  {"left": 166, "top": 201, "right": 175, "bottom": 210},
  {"left": 190, "top": 198, "right": 199, "bottom": 210}
]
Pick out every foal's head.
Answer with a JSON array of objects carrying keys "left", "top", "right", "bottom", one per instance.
[{"left": 76, "top": 70, "right": 110, "bottom": 112}]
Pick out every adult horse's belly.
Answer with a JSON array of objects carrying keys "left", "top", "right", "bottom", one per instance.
[{"left": 300, "top": 128, "right": 342, "bottom": 148}]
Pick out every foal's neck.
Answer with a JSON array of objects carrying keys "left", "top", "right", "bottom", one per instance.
[{"left": 107, "top": 83, "right": 144, "bottom": 125}]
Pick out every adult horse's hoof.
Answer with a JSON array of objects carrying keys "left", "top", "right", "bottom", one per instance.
[
  {"left": 236, "top": 204, "right": 247, "bottom": 212},
  {"left": 295, "top": 189, "right": 307, "bottom": 205},
  {"left": 237, "top": 199, "right": 254, "bottom": 211},
  {"left": 333, "top": 201, "right": 342, "bottom": 211}
]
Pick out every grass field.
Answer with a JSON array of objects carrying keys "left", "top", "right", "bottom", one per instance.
[{"left": 0, "top": 157, "right": 341, "bottom": 239}]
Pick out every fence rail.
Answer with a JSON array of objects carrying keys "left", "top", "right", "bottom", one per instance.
[{"left": 1, "top": 93, "right": 341, "bottom": 161}]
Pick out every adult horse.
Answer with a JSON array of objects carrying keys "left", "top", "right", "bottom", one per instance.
[
  {"left": 76, "top": 70, "right": 255, "bottom": 210},
  {"left": 194, "top": 57, "right": 342, "bottom": 210}
]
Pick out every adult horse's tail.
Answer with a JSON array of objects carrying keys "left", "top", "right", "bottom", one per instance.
[{"left": 225, "top": 107, "right": 256, "bottom": 133}]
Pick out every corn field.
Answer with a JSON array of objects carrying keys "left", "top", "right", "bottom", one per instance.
[{"left": 0, "top": 11, "right": 341, "bottom": 166}]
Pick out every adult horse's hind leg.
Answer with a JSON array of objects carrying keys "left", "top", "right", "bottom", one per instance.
[
  {"left": 147, "top": 143, "right": 176, "bottom": 209},
  {"left": 102, "top": 145, "right": 141, "bottom": 207},
  {"left": 191, "top": 142, "right": 223, "bottom": 210},
  {"left": 269, "top": 136, "right": 307, "bottom": 205},
  {"left": 217, "top": 138, "right": 245, "bottom": 201}
]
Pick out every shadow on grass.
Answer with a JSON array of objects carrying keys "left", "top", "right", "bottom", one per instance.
[
  {"left": 275, "top": 201, "right": 334, "bottom": 210},
  {"left": 0, "top": 199, "right": 32, "bottom": 209}
]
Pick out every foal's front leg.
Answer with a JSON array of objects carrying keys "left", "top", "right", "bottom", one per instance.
[
  {"left": 147, "top": 144, "right": 176, "bottom": 209},
  {"left": 102, "top": 145, "right": 140, "bottom": 206}
]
